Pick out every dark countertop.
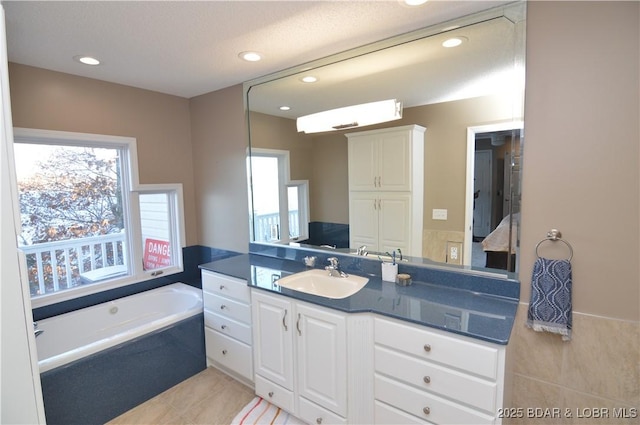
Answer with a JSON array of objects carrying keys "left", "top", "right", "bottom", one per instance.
[{"left": 200, "top": 253, "right": 519, "bottom": 345}]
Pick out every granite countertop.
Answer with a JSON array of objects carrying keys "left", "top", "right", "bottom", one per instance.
[{"left": 200, "top": 253, "right": 519, "bottom": 345}]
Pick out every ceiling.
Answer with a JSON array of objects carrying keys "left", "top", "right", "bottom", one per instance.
[{"left": 3, "top": 1, "right": 512, "bottom": 99}]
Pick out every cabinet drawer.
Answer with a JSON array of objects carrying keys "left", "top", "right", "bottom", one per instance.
[
  {"left": 375, "top": 400, "right": 428, "bottom": 425},
  {"left": 375, "top": 374, "right": 494, "bottom": 425},
  {"left": 254, "top": 374, "right": 295, "bottom": 414},
  {"left": 204, "top": 328, "right": 253, "bottom": 381},
  {"left": 375, "top": 345, "right": 497, "bottom": 413},
  {"left": 204, "top": 310, "right": 252, "bottom": 345},
  {"left": 202, "top": 271, "right": 250, "bottom": 303},
  {"left": 375, "top": 317, "right": 499, "bottom": 379},
  {"left": 204, "top": 292, "right": 251, "bottom": 324},
  {"left": 299, "top": 396, "right": 347, "bottom": 425}
]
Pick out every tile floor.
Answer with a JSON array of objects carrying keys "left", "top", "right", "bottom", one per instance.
[{"left": 107, "top": 367, "right": 255, "bottom": 425}]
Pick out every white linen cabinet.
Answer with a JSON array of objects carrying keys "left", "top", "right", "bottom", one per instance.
[
  {"left": 252, "top": 289, "right": 348, "bottom": 425},
  {"left": 202, "top": 270, "right": 253, "bottom": 385},
  {"left": 346, "top": 125, "right": 425, "bottom": 256}
]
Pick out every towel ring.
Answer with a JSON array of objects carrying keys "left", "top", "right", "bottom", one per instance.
[{"left": 535, "top": 229, "right": 573, "bottom": 261}]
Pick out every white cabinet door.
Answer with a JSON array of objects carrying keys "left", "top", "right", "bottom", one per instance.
[
  {"left": 252, "top": 290, "right": 349, "bottom": 420},
  {"left": 347, "top": 135, "right": 378, "bottom": 191},
  {"left": 252, "top": 291, "right": 294, "bottom": 390},
  {"left": 350, "top": 191, "right": 412, "bottom": 253},
  {"left": 378, "top": 192, "right": 412, "bottom": 254},
  {"left": 378, "top": 131, "right": 412, "bottom": 191},
  {"left": 296, "top": 302, "right": 348, "bottom": 417},
  {"left": 348, "top": 126, "right": 419, "bottom": 192},
  {"left": 349, "top": 192, "right": 378, "bottom": 249}
]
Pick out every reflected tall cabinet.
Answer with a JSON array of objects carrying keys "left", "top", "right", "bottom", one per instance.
[{"left": 346, "top": 125, "right": 425, "bottom": 257}]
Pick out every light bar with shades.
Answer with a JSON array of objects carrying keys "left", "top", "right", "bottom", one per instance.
[{"left": 296, "top": 99, "right": 403, "bottom": 134}]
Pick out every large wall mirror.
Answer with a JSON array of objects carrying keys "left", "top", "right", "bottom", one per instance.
[{"left": 245, "top": 2, "right": 525, "bottom": 276}]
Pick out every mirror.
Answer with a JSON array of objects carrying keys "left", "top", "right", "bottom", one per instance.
[{"left": 245, "top": 3, "right": 525, "bottom": 275}]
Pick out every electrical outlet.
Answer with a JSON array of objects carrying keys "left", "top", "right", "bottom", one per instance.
[{"left": 446, "top": 241, "right": 463, "bottom": 265}]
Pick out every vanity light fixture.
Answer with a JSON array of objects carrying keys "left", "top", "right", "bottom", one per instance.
[
  {"left": 442, "top": 36, "right": 467, "bottom": 48},
  {"left": 73, "top": 55, "right": 100, "bottom": 65},
  {"left": 296, "top": 99, "right": 403, "bottom": 134},
  {"left": 239, "top": 51, "right": 262, "bottom": 62}
]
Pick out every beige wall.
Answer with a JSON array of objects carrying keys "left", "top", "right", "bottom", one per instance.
[
  {"left": 8, "top": 63, "right": 198, "bottom": 246},
  {"left": 190, "top": 85, "right": 249, "bottom": 253},
  {"left": 504, "top": 1, "right": 639, "bottom": 420}
]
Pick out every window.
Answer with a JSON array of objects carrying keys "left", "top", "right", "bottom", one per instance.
[
  {"left": 248, "top": 148, "right": 309, "bottom": 244},
  {"left": 12, "top": 128, "right": 185, "bottom": 307}
]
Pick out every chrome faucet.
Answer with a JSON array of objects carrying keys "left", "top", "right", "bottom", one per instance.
[
  {"left": 356, "top": 245, "right": 368, "bottom": 256},
  {"left": 325, "top": 257, "right": 348, "bottom": 278},
  {"left": 33, "top": 322, "right": 44, "bottom": 338}
]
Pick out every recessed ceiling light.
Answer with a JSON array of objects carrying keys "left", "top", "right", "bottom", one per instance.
[
  {"left": 301, "top": 76, "right": 317, "bottom": 83},
  {"left": 74, "top": 55, "right": 100, "bottom": 66},
  {"left": 239, "top": 51, "right": 262, "bottom": 62},
  {"left": 279, "top": 106, "right": 291, "bottom": 111},
  {"left": 442, "top": 37, "right": 467, "bottom": 48},
  {"left": 403, "top": 0, "right": 428, "bottom": 6}
]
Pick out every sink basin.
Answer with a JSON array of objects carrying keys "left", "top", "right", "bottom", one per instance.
[{"left": 275, "top": 269, "right": 369, "bottom": 299}]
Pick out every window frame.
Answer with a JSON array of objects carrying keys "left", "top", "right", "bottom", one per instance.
[
  {"left": 249, "top": 148, "right": 310, "bottom": 244},
  {"left": 12, "top": 128, "right": 185, "bottom": 308}
]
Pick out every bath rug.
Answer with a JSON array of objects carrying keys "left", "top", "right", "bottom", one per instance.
[
  {"left": 232, "top": 396, "right": 307, "bottom": 425},
  {"left": 526, "top": 257, "right": 572, "bottom": 341}
]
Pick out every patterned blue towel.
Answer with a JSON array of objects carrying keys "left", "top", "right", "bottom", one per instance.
[{"left": 526, "top": 257, "right": 572, "bottom": 341}]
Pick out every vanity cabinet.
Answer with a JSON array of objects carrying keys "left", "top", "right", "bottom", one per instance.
[
  {"left": 347, "top": 125, "right": 425, "bottom": 256},
  {"left": 252, "top": 289, "right": 348, "bottom": 424},
  {"left": 202, "top": 270, "right": 253, "bottom": 385},
  {"left": 373, "top": 316, "right": 504, "bottom": 424}
]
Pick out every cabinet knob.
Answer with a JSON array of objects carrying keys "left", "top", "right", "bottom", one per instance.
[
  {"left": 316, "top": 418, "right": 323, "bottom": 424},
  {"left": 221, "top": 324, "right": 227, "bottom": 330},
  {"left": 423, "top": 344, "right": 431, "bottom": 352},
  {"left": 220, "top": 305, "right": 226, "bottom": 310},
  {"left": 268, "top": 391, "right": 274, "bottom": 398},
  {"left": 219, "top": 285, "right": 225, "bottom": 290},
  {"left": 222, "top": 349, "right": 227, "bottom": 355},
  {"left": 423, "top": 376, "right": 431, "bottom": 384},
  {"left": 423, "top": 407, "right": 431, "bottom": 415}
]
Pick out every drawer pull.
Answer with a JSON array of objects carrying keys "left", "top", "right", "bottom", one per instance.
[
  {"left": 423, "top": 407, "right": 431, "bottom": 415},
  {"left": 282, "top": 309, "right": 288, "bottom": 331},
  {"left": 423, "top": 344, "right": 431, "bottom": 352},
  {"left": 296, "top": 313, "right": 302, "bottom": 336},
  {"left": 423, "top": 375, "right": 431, "bottom": 384},
  {"left": 316, "top": 418, "right": 323, "bottom": 424},
  {"left": 268, "top": 391, "right": 274, "bottom": 398},
  {"left": 220, "top": 304, "right": 227, "bottom": 310},
  {"left": 219, "top": 285, "right": 225, "bottom": 290},
  {"left": 221, "top": 324, "right": 227, "bottom": 330},
  {"left": 222, "top": 349, "right": 228, "bottom": 355}
]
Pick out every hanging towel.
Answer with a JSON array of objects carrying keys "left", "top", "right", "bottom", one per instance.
[{"left": 526, "top": 257, "right": 572, "bottom": 341}]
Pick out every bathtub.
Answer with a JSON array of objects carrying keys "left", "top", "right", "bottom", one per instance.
[{"left": 37, "top": 282, "right": 207, "bottom": 425}]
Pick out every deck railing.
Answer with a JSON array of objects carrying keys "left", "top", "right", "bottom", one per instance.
[
  {"left": 254, "top": 211, "right": 299, "bottom": 242},
  {"left": 19, "top": 233, "right": 126, "bottom": 296}
]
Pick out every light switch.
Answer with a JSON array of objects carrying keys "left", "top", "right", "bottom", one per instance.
[{"left": 432, "top": 209, "right": 448, "bottom": 220}]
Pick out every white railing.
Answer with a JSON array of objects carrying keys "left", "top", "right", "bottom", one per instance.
[
  {"left": 254, "top": 211, "right": 299, "bottom": 242},
  {"left": 19, "top": 233, "right": 127, "bottom": 296}
]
